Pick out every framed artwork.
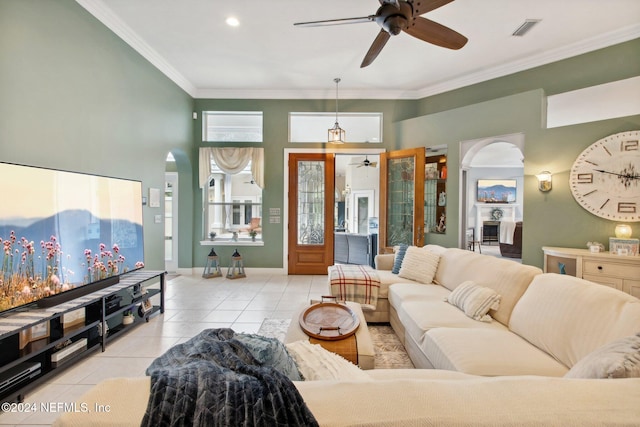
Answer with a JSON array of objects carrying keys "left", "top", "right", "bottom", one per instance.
[
  {"left": 609, "top": 238, "right": 639, "bottom": 256},
  {"left": 139, "top": 299, "right": 153, "bottom": 316}
]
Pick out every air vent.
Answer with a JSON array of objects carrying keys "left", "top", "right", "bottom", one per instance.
[{"left": 512, "top": 19, "right": 541, "bottom": 37}]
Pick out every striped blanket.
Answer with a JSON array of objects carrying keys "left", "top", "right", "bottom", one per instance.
[{"left": 329, "top": 264, "right": 380, "bottom": 311}]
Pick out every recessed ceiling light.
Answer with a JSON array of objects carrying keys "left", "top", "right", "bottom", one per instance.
[{"left": 226, "top": 17, "right": 240, "bottom": 27}]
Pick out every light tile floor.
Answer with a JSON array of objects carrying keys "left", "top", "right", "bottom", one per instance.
[{"left": 0, "top": 273, "right": 328, "bottom": 426}]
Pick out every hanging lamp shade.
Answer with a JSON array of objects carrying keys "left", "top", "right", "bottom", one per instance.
[{"left": 328, "top": 78, "right": 345, "bottom": 144}]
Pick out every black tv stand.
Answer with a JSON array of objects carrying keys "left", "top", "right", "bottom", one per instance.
[{"left": 0, "top": 270, "right": 165, "bottom": 404}]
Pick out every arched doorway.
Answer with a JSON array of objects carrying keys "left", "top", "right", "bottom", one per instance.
[{"left": 459, "top": 133, "right": 524, "bottom": 256}]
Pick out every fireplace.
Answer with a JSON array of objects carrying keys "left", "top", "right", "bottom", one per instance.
[{"left": 482, "top": 221, "right": 500, "bottom": 244}]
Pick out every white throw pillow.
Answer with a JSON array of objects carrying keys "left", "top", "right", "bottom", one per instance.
[
  {"left": 285, "top": 340, "right": 372, "bottom": 381},
  {"left": 564, "top": 332, "right": 640, "bottom": 379},
  {"left": 444, "top": 281, "right": 501, "bottom": 322},
  {"left": 398, "top": 246, "right": 440, "bottom": 284}
]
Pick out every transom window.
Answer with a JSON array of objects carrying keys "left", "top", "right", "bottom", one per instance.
[
  {"left": 289, "top": 112, "right": 382, "bottom": 143},
  {"left": 203, "top": 111, "right": 263, "bottom": 142}
]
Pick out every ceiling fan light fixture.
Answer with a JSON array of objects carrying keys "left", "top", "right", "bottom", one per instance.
[{"left": 328, "top": 78, "right": 345, "bottom": 144}]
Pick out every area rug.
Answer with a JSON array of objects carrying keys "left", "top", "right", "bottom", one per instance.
[{"left": 258, "top": 318, "right": 414, "bottom": 369}]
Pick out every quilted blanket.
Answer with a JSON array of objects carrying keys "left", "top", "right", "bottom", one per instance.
[
  {"left": 329, "top": 264, "right": 380, "bottom": 311},
  {"left": 141, "top": 328, "right": 318, "bottom": 427}
]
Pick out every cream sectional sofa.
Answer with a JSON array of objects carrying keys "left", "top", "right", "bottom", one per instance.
[
  {"left": 54, "top": 368, "right": 640, "bottom": 426},
  {"left": 54, "top": 246, "right": 640, "bottom": 426},
  {"left": 375, "top": 245, "right": 640, "bottom": 377}
]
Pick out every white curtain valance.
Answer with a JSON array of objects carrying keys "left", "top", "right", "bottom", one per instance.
[{"left": 199, "top": 147, "right": 264, "bottom": 189}]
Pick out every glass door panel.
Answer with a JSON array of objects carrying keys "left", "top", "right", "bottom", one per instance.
[
  {"left": 379, "top": 148, "right": 425, "bottom": 250},
  {"left": 297, "top": 160, "right": 325, "bottom": 245}
]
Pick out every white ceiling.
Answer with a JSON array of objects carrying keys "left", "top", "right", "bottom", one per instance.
[{"left": 77, "top": 0, "right": 640, "bottom": 99}]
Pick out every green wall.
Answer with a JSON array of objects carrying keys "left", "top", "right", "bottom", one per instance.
[
  {"left": 0, "top": 0, "right": 195, "bottom": 271},
  {"left": 192, "top": 99, "right": 415, "bottom": 268},
  {"left": 2, "top": 0, "right": 638, "bottom": 272}
]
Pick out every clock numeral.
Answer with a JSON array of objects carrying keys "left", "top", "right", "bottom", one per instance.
[
  {"left": 602, "top": 146, "right": 612, "bottom": 156},
  {"left": 600, "top": 199, "right": 610, "bottom": 209},
  {"left": 621, "top": 139, "right": 639, "bottom": 151},
  {"left": 576, "top": 173, "right": 593, "bottom": 184},
  {"left": 584, "top": 160, "right": 598, "bottom": 166},
  {"left": 582, "top": 189, "right": 597, "bottom": 197},
  {"left": 618, "top": 202, "right": 637, "bottom": 214}
]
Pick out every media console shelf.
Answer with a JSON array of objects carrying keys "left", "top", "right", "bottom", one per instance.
[{"left": 0, "top": 270, "right": 165, "bottom": 404}]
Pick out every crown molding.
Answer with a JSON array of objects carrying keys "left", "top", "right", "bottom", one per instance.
[
  {"left": 77, "top": 1, "right": 640, "bottom": 101},
  {"left": 75, "top": 0, "right": 197, "bottom": 97},
  {"left": 415, "top": 23, "right": 640, "bottom": 99}
]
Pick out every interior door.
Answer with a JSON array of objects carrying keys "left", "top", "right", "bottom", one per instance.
[
  {"left": 379, "top": 148, "right": 425, "bottom": 250},
  {"left": 288, "top": 153, "right": 335, "bottom": 274}
]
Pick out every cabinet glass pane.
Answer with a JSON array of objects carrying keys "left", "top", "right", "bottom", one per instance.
[
  {"left": 297, "top": 161, "right": 325, "bottom": 245},
  {"left": 386, "top": 157, "right": 414, "bottom": 246},
  {"left": 425, "top": 155, "right": 447, "bottom": 234}
]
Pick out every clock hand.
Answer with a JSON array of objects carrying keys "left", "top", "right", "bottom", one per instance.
[{"left": 593, "top": 169, "right": 640, "bottom": 180}]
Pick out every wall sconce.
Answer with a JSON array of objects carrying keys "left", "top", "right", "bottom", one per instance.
[
  {"left": 615, "top": 224, "right": 633, "bottom": 239},
  {"left": 536, "top": 171, "right": 552, "bottom": 192}
]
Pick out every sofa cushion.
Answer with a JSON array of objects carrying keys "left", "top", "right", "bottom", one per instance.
[
  {"left": 564, "top": 332, "right": 640, "bottom": 379},
  {"left": 391, "top": 244, "right": 408, "bottom": 274},
  {"left": 422, "top": 328, "right": 569, "bottom": 377},
  {"left": 444, "top": 281, "right": 501, "bottom": 322},
  {"left": 388, "top": 282, "right": 451, "bottom": 308},
  {"left": 376, "top": 270, "right": 422, "bottom": 299},
  {"left": 510, "top": 274, "right": 640, "bottom": 369},
  {"left": 398, "top": 246, "right": 440, "bottom": 284},
  {"left": 396, "top": 299, "right": 507, "bottom": 345},
  {"left": 433, "top": 248, "right": 542, "bottom": 326}
]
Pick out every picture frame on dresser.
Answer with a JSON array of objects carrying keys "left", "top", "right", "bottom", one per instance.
[{"left": 609, "top": 238, "right": 639, "bottom": 256}]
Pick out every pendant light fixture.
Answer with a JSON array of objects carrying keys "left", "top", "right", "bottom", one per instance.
[{"left": 328, "top": 78, "right": 345, "bottom": 144}]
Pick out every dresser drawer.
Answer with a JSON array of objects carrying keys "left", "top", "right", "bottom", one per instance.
[
  {"left": 582, "top": 274, "right": 623, "bottom": 291},
  {"left": 624, "top": 279, "right": 640, "bottom": 299},
  {"left": 583, "top": 260, "right": 640, "bottom": 279}
]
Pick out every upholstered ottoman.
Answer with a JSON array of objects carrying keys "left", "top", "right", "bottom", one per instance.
[{"left": 285, "top": 301, "right": 375, "bottom": 370}]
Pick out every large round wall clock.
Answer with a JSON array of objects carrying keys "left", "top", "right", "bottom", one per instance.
[{"left": 569, "top": 130, "right": 640, "bottom": 222}]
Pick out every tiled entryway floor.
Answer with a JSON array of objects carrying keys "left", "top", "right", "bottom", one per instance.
[{"left": 0, "top": 273, "right": 328, "bottom": 426}]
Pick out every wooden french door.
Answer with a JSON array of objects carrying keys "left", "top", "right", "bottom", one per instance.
[
  {"left": 288, "top": 153, "right": 335, "bottom": 274},
  {"left": 379, "top": 148, "right": 426, "bottom": 250}
]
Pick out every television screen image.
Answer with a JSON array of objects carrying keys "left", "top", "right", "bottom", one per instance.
[
  {"left": 477, "top": 179, "right": 517, "bottom": 203},
  {"left": 0, "top": 162, "right": 144, "bottom": 313}
]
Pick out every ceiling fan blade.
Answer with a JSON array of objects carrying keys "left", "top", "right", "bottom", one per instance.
[
  {"left": 404, "top": 16, "right": 467, "bottom": 50},
  {"left": 294, "top": 16, "right": 374, "bottom": 27},
  {"left": 360, "top": 30, "right": 391, "bottom": 68},
  {"left": 412, "top": 0, "right": 455, "bottom": 16},
  {"left": 370, "top": 162, "right": 379, "bottom": 167}
]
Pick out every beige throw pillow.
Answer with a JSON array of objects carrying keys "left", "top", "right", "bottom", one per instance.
[
  {"left": 444, "top": 281, "right": 501, "bottom": 322},
  {"left": 398, "top": 246, "right": 440, "bottom": 284},
  {"left": 564, "top": 332, "right": 640, "bottom": 379}
]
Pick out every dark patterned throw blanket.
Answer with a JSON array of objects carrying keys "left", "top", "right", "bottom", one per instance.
[{"left": 141, "top": 328, "right": 318, "bottom": 427}]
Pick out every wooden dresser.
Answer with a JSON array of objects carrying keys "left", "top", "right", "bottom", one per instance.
[{"left": 542, "top": 246, "right": 640, "bottom": 298}]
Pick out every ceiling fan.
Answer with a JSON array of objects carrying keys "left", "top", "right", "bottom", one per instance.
[
  {"left": 349, "top": 156, "right": 378, "bottom": 168},
  {"left": 294, "top": 0, "right": 467, "bottom": 67}
]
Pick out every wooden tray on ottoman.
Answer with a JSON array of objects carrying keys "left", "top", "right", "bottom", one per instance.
[
  {"left": 299, "top": 297, "right": 360, "bottom": 364},
  {"left": 299, "top": 297, "right": 360, "bottom": 340}
]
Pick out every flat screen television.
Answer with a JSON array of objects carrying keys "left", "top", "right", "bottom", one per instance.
[
  {"left": 477, "top": 179, "right": 517, "bottom": 203},
  {"left": 0, "top": 162, "right": 144, "bottom": 313}
]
